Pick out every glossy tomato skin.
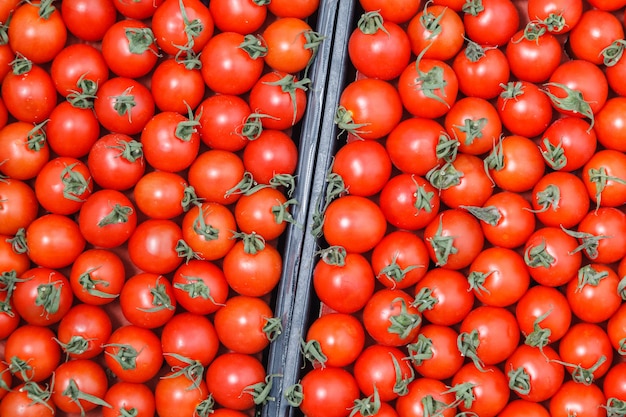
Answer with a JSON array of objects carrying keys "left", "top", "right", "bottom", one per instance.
[
  {"left": 437, "top": 153, "right": 494, "bottom": 208},
  {"left": 595, "top": 97, "right": 626, "bottom": 152},
  {"left": 523, "top": 227, "right": 582, "bottom": 287},
  {"left": 155, "top": 372, "right": 210, "bottom": 417},
  {"left": 104, "top": 325, "right": 163, "bottom": 384},
  {"left": 558, "top": 322, "right": 613, "bottom": 383},
  {"left": 127, "top": 219, "right": 184, "bottom": 274},
  {"left": 549, "top": 380, "right": 607, "bottom": 417},
  {"left": 453, "top": 43, "right": 510, "bottom": 100},
  {"left": 46, "top": 102, "right": 101, "bottom": 159},
  {"left": 323, "top": 195, "right": 387, "bottom": 254},
  {"left": 101, "top": 19, "right": 159, "bottom": 79},
  {"left": 414, "top": 267, "right": 474, "bottom": 326},
  {"left": 444, "top": 96, "right": 502, "bottom": 156},
  {"left": 34, "top": 156, "right": 93, "bottom": 215},
  {"left": 152, "top": 0, "right": 214, "bottom": 56},
  {"left": 197, "top": 94, "right": 250, "bottom": 151},
  {"left": 114, "top": 0, "right": 164, "bottom": 19},
  {"left": 78, "top": 189, "right": 138, "bottom": 249},
  {"left": 358, "top": 0, "right": 421, "bottom": 23},
  {"left": 151, "top": 58, "right": 205, "bottom": 114},
  {"left": 487, "top": 135, "right": 545, "bottom": 193},
  {"left": 540, "top": 116, "right": 597, "bottom": 172},
  {"left": 248, "top": 71, "right": 308, "bottom": 131},
  {"left": 395, "top": 377, "right": 456, "bottom": 417},
  {"left": 25, "top": 214, "right": 86, "bottom": 270},
  {"left": 0, "top": 382, "right": 57, "bottom": 417},
  {"left": 133, "top": 171, "right": 188, "bottom": 219},
  {"left": 299, "top": 366, "right": 360, "bottom": 417},
  {"left": 410, "top": 324, "right": 464, "bottom": 380},
  {"left": 515, "top": 285, "right": 572, "bottom": 345},
  {"left": 407, "top": 4, "right": 465, "bottom": 61},
  {"left": 242, "top": 129, "right": 298, "bottom": 185},
  {"left": 103, "top": 382, "right": 156, "bottom": 417},
  {"left": 69, "top": 249, "right": 126, "bottom": 305},
  {"left": 0, "top": 122, "right": 50, "bottom": 181},
  {"left": 498, "top": 400, "right": 550, "bottom": 417},
  {"left": 305, "top": 313, "right": 365, "bottom": 368},
  {"left": 0, "top": 179, "right": 38, "bottom": 235},
  {"left": 385, "top": 118, "right": 443, "bottom": 176},
  {"left": 497, "top": 81, "right": 553, "bottom": 138},
  {"left": 119, "top": 273, "right": 177, "bottom": 329},
  {"left": 56, "top": 303, "right": 112, "bottom": 360},
  {"left": 353, "top": 344, "right": 414, "bottom": 402},
  {"left": 161, "top": 312, "right": 219, "bottom": 366},
  {"left": 4, "top": 324, "right": 61, "bottom": 382},
  {"left": 188, "top": 150, "right": 245, "bottom": 206},
  {"left": 363, "top": 288, "right": 422, "bottom": 347},
  {"left": 2, "top": 64, "right": 57, "bottom": 123},
  {"left": 527, "top": 0, "right": 582, "bottom": 34},
  {"left": 452, "top": 363, "right": 509, "bottom": 417},
  {"left": 61, "top": 0, "right": 117, "bottom": 41},
  {"left": 49, "top": 43, "right": 110, "bottom": 97},
  {"left": 0, "top": 234, "right": 30, "bottom": 276},
  {"left": 463, "top": 0, "right": 519, "bottom": 46},
  {"left": 582, "top": 149, "right": 626, "bottom": 208},
  {"left": 371, "top": 230, "right": 430, "bottom": 290},
  {"left": 214, "top": 295, "right": 274, "bottom": 355},
  {"left": 183, "top": 202, "right": 237, "bottom": 259},
  {"left": 171, "top": 259, "right": 229, "bottom": 315},
  {"left": 505, "top": 344, "right": 564, "bottom": 403},
  {"left": 569, "top": 9, "right": 624, "bottom": 65},
  {"left": 379, "top": 174, "right": 440, "bottom": 231},
  {"left": 263, "top": 17, "right": 316, "bottom": 74},
  {"left": 530, "top": 171, "right": 590, "bottom": 229},
  {"left": 87, "top": 133, "right": 146, "bottom": 191},
  {"left": 222, "top": 238, "right": 282, "bottom": 297},
  {"left": 576, "top": 209, "right": 626, "bottom": 264},
  {"left": 506, "top": 27, "right": 562, "bottom": 83},
  {"left": 51, "top": 359, "right": 109, "bottom": 415},
  {"left": 210, "top": 0, "right": 266, "bottom": 34},
  {"left": 603, "top": 362, "right": 626, "bottom": 402}
]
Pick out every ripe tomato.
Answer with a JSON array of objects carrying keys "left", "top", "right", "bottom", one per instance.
[
  {"left": 25, "top": 214, "right": 85, "bottom": 269},
  {"left": 222, "top": 234, "right": 282, "bottom": 297},
  {"left": 214, "top": 295, "right": 276, "bottom": 355},
  {"left": 0, "top": 234, "right": 30, "bottom": 276},
  {"left": 385, "top": 118, "right": 443, "bottom": 176},
  {"left": 49, "top": 43, "right": 110, "bottom": 98},
  {"left": 0, "top": 382, "right": 57, "bottom": 417},
  {"left": 200, "top": 31, "right": 265, "bottom": 95},
  {"left": 395, "top": 377, "right": 456, "bottom": 417},
  {"left": 171, "top": 259, "right": 229, "bottom": 315},
  {"left": 409, "top": 324, "right": 464, "bottom": 380},
  {"left": 496, "top": 81, "right": 553, "bottom": 138},
  {"left": 46, "top": 102, "right": 101, "bottom": 158},
  {"left": 56, "top": 303, "right": 112, "bottom": 360},
  {"left": 498, "top": 400, "right": 550, "bottom": 417},
  {"left": 332, "top": 139, "right": 392, "bottom": 198},
  {"left": 582, "top": 149, "right": 626, "bottom": 208},
  {"left": 549, "top": 381, "right": 607, "bottom": 417},
  {"left": 452, "top": 41, "right": 510, "bottom": 100},
  {"left": 524, "top": 227, "right": 582, "bottom": 287},
  {"left": 595, "top": 97, "right": 626, "bottom": 152},
  {"left": 527, "top": 0, "right": 583, "bottom": 34},
  {"left": 451, "top": 363, "right": 509, "bottom": 417},
  {"left": 423, "top": 209, "right": 484, "bottom": 270},
  {"left": 305, "top": 312, "right": 365, "bottom": 368},
  {"left": 155, "top": 371, "right": 210, "bottom": 417},
  {"left": 576, "top": 207, "right": 626, "bottom": 264},
  {"left": 486, "top": 135, "right": 545, "bottom": 193},
  {"left": 209, "top": 0, "right": 266, "bottom": 34},
  {"left": 183, "top": 202, "right": 237, "bottom": 260},
  {"left": 353, "top": 344, "right": 415, "bottom": 402},
  {"left": 4, "top": 324, "right": 61, "bottom": 382},
  {"left": 407, "top": 4, "right": 465, "bottom": 60},
  {"left": 358, "top": 0, "right": 421, "bottom": 23},
  {"left": 197, "top": 94, "right": 250, "bottom": 151},
  {"left": 569, "top": 9, "right": 624, "bottom": 65},
  {"left": 114, "top": 0, "right": 163, "bottom": 19},
  {"left": 435, "top": 153, "right": 494, "bottom": 208},
  {"left": 134, "top": 171, "right": 189, "bottom": 219},
  {"left": 337, "top": 78, "right": 403, "bottom": 140},
  {"left": 104, "top": 325, "right": 163, "bottom": 384},
  {"left": 8, "top": 1, "right": 67, "bottom": 64},
  {"left": 515, "top": 285, "right": 572, "bottom": 346},
  {"left": 51, "top": 359, "right": 109, "bottom": 415},
  {"left": 87, "top": 133, "right": 146, "bottom": 191},
  {"left": 69, "top": 249, "right": 126, "bottom": 305},
  {"left": 78, "top": 189, "right": 138, "bottom": 249},
  {"left": 530, "top": 172, "right": 590, "bottom": 229},
  {"left": 603, "top": 362, "right": 626, "bottom": 403},
  {"left": 61, "top": 0, "right": 117, "bottom": 42},
  {"left": 371, "top": 231, "right": 429, "bottom": 290},
  {"left": 444, "top": 96, "right": 502, "bottom": 156},
  {"left": 152, "top": 0, "right": 214, "bottom": 56},
  {"left": 243, "top": 129, "right": 298, "bottom": 185},
  {"left": 205, "top": 352, "right": 267, "bottom": 410},
  {"left": 363, "top": 288, "right": 422, "bottom": 347},
  {"left": 236, "top": 186, "right": 295, "bottom": 241},
  {"left": 462, "top": 0, "right": 519, "bottom": 46},
  {"left": 506, "top": 24, "right": 562, "bottom": 83},
  {"left": 93, "top": 77, "right": 155, "bottom": 136},
  {"left": 322, "top": 195, "right": 387, "bottom": 254},
  {"left": 34, "top": 156, "right": 93, "bottom": 215},
  {"left": 0, "top": 121, "right": 50, "bottom": 181},
  {"left": 248, "top": 71, "right": 308, "bottom": 131},
  {"left": 119, "top": 273, "right": 177, "bottom": 329},
  {"left": 103, "top": 382, "right": 156, "bottom": 417},
  {"left": 0, "top": 362, "right": 11, "bottom": 400},
  {"left": 127, "top": 219, "right": 184, "bottom": 274},
  {"left": 379, "top": 174, "right": 440, "bottom": 231},
  {"left": 505, "top": 344, "right": 565, "bottom": 403},
  {"left": 2, "top": 63, "right": 57, "bottom": 123},
  {"left": 151, "top": 58, "right": 205, "bottom": 114},
  {"left": 0, "top": 179, "right": 38, "bottom": 235},
  {"left": 566, "top": 264, "right": 621, "bottom": 323},
  {"left": 312, "top": 251, "right": 376, "bottom": 314},
  {"left": 101, "top": 19, "right": 159, "bottom": 79},
  {"left": 298, "top": 366, "right": 360, "bottom": 417},
  {"left": 559, "top": 322, "right": 613, "bottom": 384},
  {"left": 263, "top": 17, "right": 317, "bottom": 73},
  {"left": 348, "top": 11, "right": 411, "bottom": 80},
  {"left": 607, "top": 303, "right": 626, "bottom": 354},
  {"left": 161, "top": 312, "right": 219, "bottom": 367},
  {"left": 413, "top": 267, "right": 474, "bottom": 326}
]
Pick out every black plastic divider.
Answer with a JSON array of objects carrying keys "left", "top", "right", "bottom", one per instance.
[
  {"left": 260, "top": 1, "right": 343, "bottom": 416},
  {"left": 275, "top": 0, "right": 357, "bottom": 415}
]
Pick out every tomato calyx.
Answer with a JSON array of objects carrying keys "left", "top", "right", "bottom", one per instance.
[
  {"left": 460, "top": 205, "right": 501, "bottom": 226},
  {"left": 412, "top": 287, "right": 439, "bottom": 313},
  {"left": 25, "top": 120, "right": 48, "bottom": 152},
  {"left": 523, "top": 309, "right": 552, "bottom": 350},
  {"left": 388, "top": 297, "right": 422, "bottom": 340},
  {"left": 225, "top": 171, "right": 257, "bottom": 197},
  {"left": 377, "top": 256, "right": 422, "bottom": 289},
  {"left": 137, "top": 276, "right": 175, "bottom": 313},
  {"left": 412, "top": 47, "right": 450, "bottom": 107},
  {"left": 533, "top": 184, "right": 561, "bottom": 213},
  {"left": 173, "top": 276, "right": 224, "bottom": 306},
  {"left": 349, "top": 386, "right": 381, "bottom": 417},
  {"left": 587, "top": 167, "right": 626, "bottom": 210},
  {"left": 20, "top": 381, "right": 55, "bottom": 412},
  {"left": 601, "top": 39, "right": 626, "bottom": 67},
  {"left": 177, "top": 0, "right": 203, "bottom": 51},
  {"left": 507, "top": 365, "right": 532, "bottom": 396},
  {"left": 232, "top": 231, "right": 266, "bottom": 255},
  {"left": 467, "top": 270, "right": 493, "bottom": 296},
  {"left": 426, "top": 162, "right": 463, "bottom": 191},
  {"left": 457, "top": 329, "right": 486, "bottom": 372},
  {"left": 162, "top": 352, "right": 205, "bottom": 390},
  {"left": 552, "top": 355, "right": 608, "bottom": 386},
  {"left": 391, "top": 354, "right": 414, "bottom": 396},
  {"left": 61, "top": 378, "right": 112, "bottom": 416},
  {"left": 511, "top": 21, "right": 547, "bottom": 44},
  {"left": 181, "top": 186, "right": 202, "bottom": 211},
  {"left": 562, "top": 229, "right": 609, "bottom": 261},
  {"left": 10, "top": 53, "right": 32, "bottom": 75},
  {"left": 284, "top": 383, "right": 304, "bottom": 407},
  {"left": 303, "top": 30, "right": 325, "bottom": 76},
  {"left": 77, "top": 267, "right": 119, "bottom": 300},
  {"left": 125, "top": 27, "right": 159, "bottom": 56},
  {"left": 60, "top": 162, "right": 91, "bottom": 202},
  {"left": 421, "top": 394, "right": 450, "bottom": 417},
  {"left": 484, "top": 136, "right": 504, "bottom": 180},
  {"left": 35, "top": 277, "right": 63, "bottom": 317},
  {"left": 541, "top": 13, "right": 566, "bottom": 34},
  {"left": 300, "top": 339, "right": 328, "bottom": 368},
  {"left": 240, "top": 112, "right": 272, "bottom": 141},
  {"left": 98, "top": 203, "right": 134, "bottom": 227},
  {"left": 444, "top": 382, "right": 477, "bottom": 410},
  {"left": 263, "top": 74, "right": 310, "bottom": 125},
  {"left": 7, "top": 229, "right": 28, "bottom": 255},
  {"left": 271, "top": 198, "right": 298, "bottom": 226},
  {"left": 192, "top": 205, "right": 220, "bottom": 240},
  {"left": 420, "top": 1, "right": 446, "bottom": 40},
  {"left": 357, "top": 10, "right": 389, "bottom": 36},
  {"left": 262, "top": 316, "right": 283, "bottom": 342},
  {"left": 407, "top": 333, "right": 434, "bottom": 366},
  {"left": 103, "top": 136, "right": 142, "bottom": 162},
  {"left": 195, "top": 396, "right": 216, "bottom": 417},
  {"left": 176, "top": 239, "right": 203, "bottom": 263},
  {"left": 241, "top": 374, "right": 277, "bottom": 405},
  {"left": 463, "top": 40, "right": 487, "bottom": 63},
  {"left": 103, "top": 343, "right": 141, "bottom": 370},
  {"left": 0, "top": 22, "right": 8, "bottom": 46},
  {"left": 176, "top": 105, "right": 201, "bottom": 142},
  {"left": 524, "top": 239, "right": 555, "bottom": 269},
  {"left": 462, "top": 0, "right": 484, "bottom": 16},
  {"left": 334, "top": 105, "right": 370, "bottom": 139},
  {"left": 317, "top": 245, "right": 347, "bottom": 267},
  {"left": 8, "top": 355, "right": 33, "bottom": 381},
  {"left": 253, "top": 0, "right": 270, "bottom": 5},
  {"left": 437, "top": 132, "right": 459, "bottom": 162},
  {"left": 239, "top": 34, "right": 268, "bottom": 60},
  {"left": 543, "top": 83, "right": 594, "bottom": 130},
  {"left": 67, "top": 74, "right": 99, "bottom": 109},
  {"left": 54, "top": 335, "right": 91, "bottom": 356},
  {"left": 455, "top": 117, "right": 488, "bottom": 146},
  {"left": 499, "top": 81, "right": 524, "bottom": 106},
  {"left": 34, "top": 0, "right": 57, "bottom": 19},
  {"left": 310, "top": 171, "right": 346, "bottom": 238},
  {"left": 426, "top": 216, "right": 458, "bottom": 267},
  {"left": 111, "top": 86, "right": 137, "bottom": 121},
  {"left": 572, "top": 264, "right": 609, "bottom": 291},
  {"left": 605, "top": 398, "right": 626, "bottom": 417}
]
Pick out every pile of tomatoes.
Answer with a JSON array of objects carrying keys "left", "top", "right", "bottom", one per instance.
[
  {"left": 293, "top": 0, "right": 626, "bottom": 417},
  {"left": 0, "top": 0, "right": 325, "bottom": 416}
]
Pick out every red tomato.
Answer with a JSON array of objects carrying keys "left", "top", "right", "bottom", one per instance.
[
  {"left": 462, "top": 0, "right": 519, "bottom": 46},
  {"left": 496, "top": 81, "right": 553, "bottom": 138},
  {"left": 524, "top": 226, "right": 582, "bottom": 287},
  {"left": 34, "top": 156, "right": 93, "bottom": 215},
  {"left": 114, "top": 0, "right": 163, "bottom": 19},
  {"left": 576, "top": 207, "right": 626, "bottom": 264},
  {"left": 235, "top": 186, "right": 295, "bottom": 241},
  {"left": 331, "top": 139, "right": 392, "bottom": 197},
  {"left": 188, "top": 150, "right": 245, "bottom": 206},
  {"left": 298, "top": 366, "right": 360, "bottom": 417},
  {"left": 161, "top": 312, "right": 219, "bottom": 367},
  {"left": 104, "top": 325, "right": 163, "bottom": 383},
  {"left": 242, "top": 129, "right": 298, "bottom": 185},
  {"left": 595, "top": 97, "right": 626, "bottom": 152},
  {"left": 0, "top": 122, "right": 50, "bottom": 181},
  {"left": 101, "top": 19, "right": 159, "bottom": 79},
  {"left": 214, "top": 296, "right": 276, "bottom": 355},
  {"left": 49, "top": 43, "right": 110, "bottom": 98},
  {"left": 8, "top": 1, "right": 67, "bottom": 64},
  {"left": 566, "top": 264, "right": 621, "bottom": 323},
  {"left": 348, "top": 11, "right": 411, "bottom": 80},
  {"left": 0, "top": 234, "right": 30, "bottom": 276},
  {"left": 409, "top": 324, "right": 464, "bottom": 380},
  {"left": 569, "top": 9, "right": 624, "bottom": 65},
  {"left": 120, "top": 273, "right": 177, "bottom": 329},
  {"left": 549, "top": 381, "right": 607, "bottom": 417},
  {"left": 413, "top": 267, "right": 474, "bottom": 326},
  {"left": 155, "top": 372, "right": 210, "bottom": 417},
  {"left": 2, "top": 63, "right": 57, "bottom": 123},
  {"left": 444, "top": 96, "right": 502, "bottom": 156},
  {"left": 485, "top": 135, "right": 545, "bottom": 193},
  {"left": 312, "top": 251, "right": 376, "bottom": 314},
  {"left": 452, "top": 41, "right": 510, "bottom": 100},
  {"left": 4, "top": 324, "right": 61, "bottom": 382},
  {"left": 204, "top": 352, "right": 267, "bottom": 410},
  {"left": 0, "top": 179, "right": 38, "bottom": 235},
  {"left": 353, "top": 344, "right": 415, "bottom": 402},
  {"left": 0, "top": 382, "right": 57, "bottom": 417},
  {"left": 559, "top": 322, "right": 613, "bottom": 384},
  {"left": 103, "top": 382, "right": 156, "bottom": 417},
  {"left": 46, "top": 101, "right": 101, "bottom": 158},
  {"left": 151, "top": 58, "right": 205, "bottom": 114},
  {"left": 78, "top": 189, "right": 138, "bottom": 249},
  {"left": 322, "top": 195, "right": 387, "bottom": 254},
  {"left": 434, "top": 153, "right": 494, "bottom": 208},
  {"left": 152, "top": 0, "right": 214, "bottom": 56},
  {"left": 395, "top": 377, "right": 456, "bottom": 417},
  {"left": 25, "top": 214, "right": 86, "bottom": 269},
  {"left": 582, "top": 149, "right": 626, "bottom": 208},
  {"left": 183, "top": 202, "right": 237, "bottom": 260},
  {"left": 527, "top": 0, "right": 583, "bottom": 34},
  {"left": 69, "top": 249, "right": 126, "bottom": 305},
  {"left": 358, "top": 0, "right": 421, "bottom": 23},
  {"left": 407, "top": 4, "right": 465, "bottom": 61},
  {"left": 423, "top": 209, "right": 484, "bottom": 270},
  {"left": 363, "top": 288, "right": 422, "bottom": 347},
  {"left": 385, "top": 118, "right": 444, "bottom": 176},
  {"left": 127, "top": 219, "right": 184, "bottom": 274},
  {"left": 506, "top": 24, "right": 562, "bottom": 83},
  {"left": 61, "top": 0, "right": 117, "bottom": 41},
  {"left": 603, "top": 362, "right": 626, "bottom": 403},
  {"left": 379, "top": 174, "right": 440, "bottom": 231},
  {"left": 371, "top": 231, "right": 430, "bottom": 290},
  {"left": 608, "top": 302, "right": 626, "bottom": 354},
  {"left": 531, "top": 172, "right": 589, "bottom": 229},
  {"left": 0, "top": 362, "right": 10, "bottom": 400},
  {"left": 305, "top": 313, "right": 365, "bottom": 368},
  {"left": 451, "top": 363, "right": 509, "bottom": 417},
  {"left": 498, "top": 400, "right": 550, "bottom": 417},
  {"left": 87, "top": 133, "right": 146, "bottom": 191},
  {"left": 248, "top": 71, "right": 308, "bottom": 131},
  {"left": 172, "top": 259, "right": 229, "bottom": 315},
  {"left": 197, "top": 94, "right": 250, "bottom": 151},
  {"left": 515, "top": 285, "right": 572, "bottom": 346},
  {"left": 337, "top": 78, "right": 403, "bottom": 140},
  {"left": 56, "top": 303, "right": 112, "bottom": 360},
  {"left": 505, "top": 344, "right": 565, "bottom": 403},
  {"left": 263, "top": 17, "right": 317, "bottom": 73},
  {"left": 134, "top": 171, "right": 189, "bottom": 219},
  {"left": 209, "top": 0, "right": 266, "bottom": 34},
  {"left": 51, "top": 359, "right": 109, "bottom": 415}
]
